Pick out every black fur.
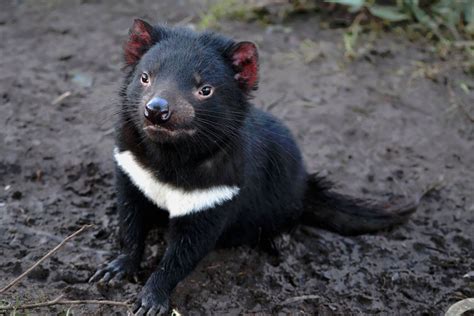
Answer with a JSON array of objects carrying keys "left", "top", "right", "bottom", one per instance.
[{"left": 90, "top": 21, "right": 417, "bottom": 315}]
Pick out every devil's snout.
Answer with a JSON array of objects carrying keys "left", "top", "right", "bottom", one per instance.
[{"left": 144, "top": 97, "right": 171, "bottom": 124}]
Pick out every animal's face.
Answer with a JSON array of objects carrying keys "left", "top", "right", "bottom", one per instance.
[{"left": 121, "top": 19, "right": 259, "bottom": 146}]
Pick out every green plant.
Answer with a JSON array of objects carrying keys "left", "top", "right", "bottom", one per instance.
[
  {"left": 326, "top": 0, "right": 410, "bottom": 21},
  {"left": 325, "top": 0, "right": 474, "bottom": 39},
  {"left": 198, "top": 0, "right": 251, "bottom": 30}
]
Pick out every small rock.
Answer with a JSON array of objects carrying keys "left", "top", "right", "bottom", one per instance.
[
  {"left": 12, "top": 191, "right": 22, "bottom": 200},
  {"left": 463, "top": 271, "right": 474, "bottom": 279},
  {"left": 391, "top": 272, "right": 400, "bottom": 282},
  {"left": 27, "top": 266, "right": 50, "bottom": 281},
  {"left": 71, "top": 72, "right": 93, "bottom": 88}
]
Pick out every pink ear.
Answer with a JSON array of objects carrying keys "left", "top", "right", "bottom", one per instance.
[
  {"left": 230, "top": 42, "right": 259, "bottom": 91},
  {"left": 124, "top": 19, "right": 154, "bottom": 66}
]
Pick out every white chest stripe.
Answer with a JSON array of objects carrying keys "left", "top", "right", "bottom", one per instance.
[{"left": 114, "top": 149, "right": 240, "bottom": 217}]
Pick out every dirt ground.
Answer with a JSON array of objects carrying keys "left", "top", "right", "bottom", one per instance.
[{"left": 1, "top": 0, "right": 473, "bottom": 315}]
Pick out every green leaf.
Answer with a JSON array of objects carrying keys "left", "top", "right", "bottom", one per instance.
[
  {"left": 368, "top": 5, "right": 411, "bottom": 22},
  {"left": 460, "top": 82, "right": 470, "bottom": 94},
  {"left": 406, "top": 1, "right": 443, "bottom": 38},
  {"left": 324, "top": 0, "right": 365, "bottom": 11},
  {"left": 431, "top": 0, "right": 462, "bottom": 28},
  {"left": 464, "top": 0, "right": 474, "bottom": 24}
]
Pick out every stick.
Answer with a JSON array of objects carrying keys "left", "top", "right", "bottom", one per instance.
[
  {"left": 0, "top": 224, "right": 93, "bottom": 294},
  {"left": 445, "top": 298, "right": 474, "bottom": 316},
  {"left": 280, "top": 294, "right": 321, "bottom": 305},
  {"left": 13, "top": 223, "right": 111, "bottom": 257},
  {"left": 52, "top": 91, "right": 72, "bottom": 105},
  {"left": 0, "top": 294, "right": 131, "bottom": 311}
]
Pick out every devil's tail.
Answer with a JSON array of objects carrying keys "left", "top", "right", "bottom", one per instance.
[{"left": 301, "top": 174, "right": 418, "bottom": 236}]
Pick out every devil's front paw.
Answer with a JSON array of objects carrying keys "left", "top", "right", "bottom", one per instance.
[
  {"left": 89, "top": 253, "right": 139, "bottom": 285},
  {"left": 132, "top": 286, "right": 169, "bottom": 316}
]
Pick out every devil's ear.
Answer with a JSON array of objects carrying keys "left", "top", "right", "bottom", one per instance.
[
  {"left": 228, "top": 41, "right": 259, "bottom": 92},
  {"left": 124, "top": 19, "right": 157, "bottom": 66}
]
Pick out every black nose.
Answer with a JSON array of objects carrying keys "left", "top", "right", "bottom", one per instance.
[{"left": 144, "top": 97, "right": 171, "bottom": 124}]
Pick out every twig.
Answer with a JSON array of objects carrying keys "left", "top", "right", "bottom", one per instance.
[
  {"left": 52, "top": 91, "right": 72, "bottom": 105},
  {"left": 12, "top": 223, "right": 111, "bottom": 257},
  {"left": 280, "top": 294, "right": 321, "bottom": 305},
  {"left": 0, "top": 294, "right": 131, "bottom": 312},
  {"left": 445, "top": 298, "right": 474, "bottom": 316},
  {"left": 0, "top": 224, "right": 93, "bottom": 294}
]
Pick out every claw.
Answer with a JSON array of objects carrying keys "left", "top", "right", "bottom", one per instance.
[
  {"left": 135, "top": 306, "right": 146, "bottom": 316},
  {"left": 90, "top": 254, "right": 139, "bottom": 286},
  {"left": 133, "top": 301, "right": 142, "bottom": 314},
  {"left": 132, "top": 291, "right": 169, "bottom": 316},
  {"left": 89, "top": 269, "right": 104, "bottom": 283},
  {"left": 146, "top": 306, "right": 158, "bottom": 316},
  {"left": 158, "top": 301, "right": 169, "bottom": 315},
  {"left": 99, "top": 272, "right": 112, "bottom": 283}
]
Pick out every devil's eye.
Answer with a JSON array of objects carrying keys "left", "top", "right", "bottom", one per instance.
[
  {"left": 140, "top": 73, "right": 149, "bottom": 85},
  {"left": 199, "top": 86, "right": 213, "bottom": 97}
]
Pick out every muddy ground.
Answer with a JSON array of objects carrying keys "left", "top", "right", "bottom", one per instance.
[{"left": 0, "top": 1, "right": 473, "bottom": 315}]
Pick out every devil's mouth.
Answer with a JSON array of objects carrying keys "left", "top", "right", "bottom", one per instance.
[{"left": 143, "top": 119, "right": 196, "bottom": 137}]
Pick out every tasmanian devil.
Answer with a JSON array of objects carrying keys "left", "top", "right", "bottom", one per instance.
[{"left": 89, "top": 19, "right": 417, "bottom": 315}]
